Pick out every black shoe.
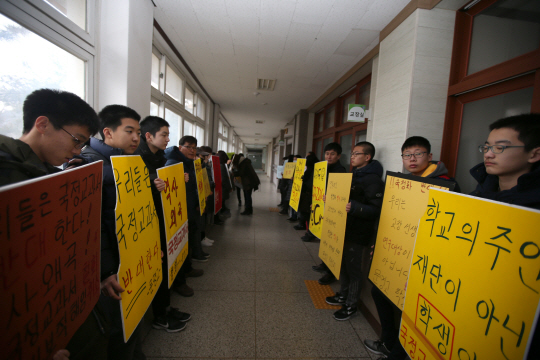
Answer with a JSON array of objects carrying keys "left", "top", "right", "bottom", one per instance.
[
  {"left": 279, "top": 208, "right": 288, "bottom": 215},
  {"left": 312, "top": 263, "right": 327, "bottom": 272},
  {"left": 302, "top": 233, "right": 316, "bottom": 242},
  {"left": 318, "top": 273, "right": 336, "bottom": 285},
  {"left": 325, "top": 292, "right": 346, "bottom": 306},
  {"left": 152, "top": 315, "right": 186, "bottom": 332},
  {"left": 364, "top": 340, "right": 391, "bottom": 357},
  {"left": 202, "top": 251, "right": 210, "bottom": 258},
  {"left": 214, "top": 219, "right": 224, "bottom": 225},
  {"left": 287, "top": 217, "right": 297, "bottom": 222},
  {"left": 241, "top": 209, "right": 252, "bottom": 215},
  {"left": 168, "top": 307, "right": 192, "bottom": 322},
  {"left": 192, "top": 255, "right": 208, "bottom": 262},
  {"left": 294, "top": 224, "right": 306, "bottom": 230},
  {"left": 333, "top": 305, "right": 357, "bottom": 321}
]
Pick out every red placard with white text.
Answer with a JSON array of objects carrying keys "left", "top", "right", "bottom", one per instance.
[
  {"left": 0, "top": 162, "right": 103, "bottom": 360},
  {"left": 211, "top": 156, "right": 223, "bottom": 215}
]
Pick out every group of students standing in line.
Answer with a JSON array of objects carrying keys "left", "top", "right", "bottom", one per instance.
[
  {"left": 0, "top": 88, "right": 259, "bottom": 360},
  {"left": 274, "top": 113, "right": 540, "bottom": 360}
]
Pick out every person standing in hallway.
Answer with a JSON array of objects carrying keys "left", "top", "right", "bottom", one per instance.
[
  {"left": 217, "top": 150, "right": 233, "bottom": 217},
  {"left": 278, "top": 154, "right": 295, "bottom": 215},
  {"left": 296, "top": 152, "right": 319, "bottom": 232},
  {"left": 232, "top": 153, "right": 260, "bottom": 215},
  {"left": 324, "top": 141, "right": 384, "bottom": 321}
]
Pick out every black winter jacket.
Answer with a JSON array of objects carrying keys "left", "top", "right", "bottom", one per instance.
[
  {"left": 344, "top": 160, "right": 385, "bottom": 246},
  {"left": 164, "top": 146, "right": 200, "bottom": 220},
  {"left": 235, "top": 157, "right": 260, "bottom": 191}
]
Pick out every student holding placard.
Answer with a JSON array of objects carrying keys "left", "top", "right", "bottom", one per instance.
[
  {"left": 324, "top": 141, "right": 384, "bottom": 321},
  {"left": 0, "top": 89, "right": 107, "bottom": 360},
  {"left": 364, "top": 136, "right": 459, "bottom": 360},
  {"left": 76, "top": 105, "right": 147, "bottom": 360},
  {"left": 470, "top": 113, "right": 540, "bottom": 359},
  {"left": 297, "top": 153, "right": 319, "bottom": 233},
  {"left": 135, "top": 116, "right": 191, "bottom": 333}
]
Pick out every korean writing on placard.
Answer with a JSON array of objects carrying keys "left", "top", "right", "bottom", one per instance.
[
  {"left": 319, "top": 173, "right": 353, "bottom": 279},
  {"left": 369, "top": 172, "right": 452, "bottom": 309},
  {"left": 194, "top": 158, "right": 206, "bottom": 215},
  {"left": 400, "top": 189, "right": 540, "bottom": 360},
  {"left": 0, "top": 162, "right": 102, "bottom": 360},
  {"left": 111, "top": 156, "right": 162, "bottom": 342},
  {"left": 282, "top": 162, "right": 296, "bottom": 180},
  {"left": 309, "top": 161, "right": 327, "bottom": 240},
  {"left": 289, "top": 159, "right": 306, "bottom": 212}
]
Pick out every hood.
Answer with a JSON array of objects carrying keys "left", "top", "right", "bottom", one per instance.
[
  {"left": 470, "top": 162, "right": 540, "bottom": 194},
  {"left": 353, "top": 159, "right": 383, "bottom": 179},
  {"left": 0, "top": 134, "right": 54, "bottom": 176},
  {"left": 328, "top": 160, "right": 347, "bottom": 173},
  {"left": 421, "top": 161, "right": 449, "bottom": 178},
  {"left": 87, "top": 137, "right": 123, "bottom": 158}
]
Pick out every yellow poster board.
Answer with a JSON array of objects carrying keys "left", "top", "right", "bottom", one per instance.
[
  {"left": 111, "top": 155, "right": 162, "bottom": 341},
  {"left": 289, "top": 158, "right": 306, "bottom": 212},
  {"left": 368, "top": 172, "right": 452, "bottom": 309},
  {"left": 400, "top": 189, "right": 540, "bottom": 360},
  {"left": 319, "top": 173, "right": 353, "bottom": 279},
  {"left": 309, "top": 161, "right": 327, "bottom": 239},
  {"left": 283, "top": 162, "right": 296, "bottom": 179},
  {"left": 194, "top": 158, "right": 206, "bottom": 215},
  {"left": 202, "top": 169, "right": 212, "bottom": 199},
  {"left": 157, "top": 163, "right": 189, "bottom": 288}
]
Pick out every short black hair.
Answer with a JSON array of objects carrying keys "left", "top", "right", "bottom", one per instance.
[
  {"left": 98, "top": 105, "right": 140, "bottom": 138},
  {"left": 401, "top": 136, "right": 431, "bottom": 154},
  {"left": 200, "top": 146, "right": 213, "bottom": 154},
  {"left": 295, "top": 154, "right": 303, "bottom": 158},
  {"left": 489, "top": 113, "right": 540, "bottom": 151},
  {"left": 217, "top": 150, "right": 229, "bottom": 164},
  {"left": 22, "top": 88, "right": 99, "bottom": 135},
  {"left": 140, "top": 116, "right": 169, "bottom": 137},
  {"left": 179, "top": 135, "right": 197, "bottom": 146},
  {"left": 324, "top": 142, "right": 342, "bottom": 155},
  {"left": 355, "top": 141, "right": 375, "bottom": 161}
]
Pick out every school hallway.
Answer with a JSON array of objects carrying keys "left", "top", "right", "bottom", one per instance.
[{"left": 141, "top": 172, "right": 380, "bottom": 359}]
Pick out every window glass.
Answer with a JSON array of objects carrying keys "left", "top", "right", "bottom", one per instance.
[
  {"left": 315, "top": 139, "right": 323, "bottom": 160},
  {"left": 341, "top": 92, "right": 356, "bottom": 124},
  {"left": 150, "top": 101, "right": 159, "bottom": 116},
  {"left": 197, "top": 98, "right": 206, "bottom": 120},
  {"left": 183, "top": 120, "right": 193, "bottom": 137},
  {"left": 223, "top": 125, "right": 228, "bottom": 137},
  {"left": 322, "top": 137, "right": 332, "bottom": 153},
  {"left": 164, "top": 108, "right": 181, "bottom": 148},
  {"left": 325, "top": 105, "right": 335, "bottom": 129},
  {"left": 340, "top": 134, "right": 353, "bottom": 169},
  {"left": 218, "top": 138, "right": 222, "bottom": 152},
  {"left": 468, "top": 0, "right": 540, "bottom": 75},
  {"left": 165, "top": 64, "right": 183, "bottom": 103},
  {"left": 317, "top": 112, "right": 323, "bottom": 132},
  {"left": 355, "top": 130, "right": 367, "bottom": 144},
  {"left": 45, "top": 0, "right": 87, "bottom": 31},
  {"left": 195, "top": 124, "right": 204, "bottom": 143},
  {"left": 151, "top": 53, "right": 160, "bottom": 89},
  {"left": 0, "top": 14, "right": 85, "bottom": 139},
  {"left": 358, "top": 82, "right": 371, "bottom": 110},
  {"left": 185, "top": 87, "right": 194, "bottom": 113},
  {"left": 218, "top": 120, "right": 223, "bottom": 134},
  {"left": 223, "top": 141, "right": 228, "bottom": 152}
]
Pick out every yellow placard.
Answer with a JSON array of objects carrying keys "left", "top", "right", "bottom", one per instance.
[
  {"left": 157, "top": 163, "right": 189, "bottom": 288},
  {"left": 289, "top": 158, "right": 306, "bottom": 211},
  {"left": 194, "top": 158, "right": 206, "bottom": 215},
  {"left": 319, "top": 173, "right": 352, "bottom": 279},
  {"left": 202, "top": 169, "right": 212, "bottom": 199},
  {"left": 111, "top": 155, "right": 162, "bottom": 342},
  {"left": 309, "top": 161, "right": 327, "bottom": 239},
  {"left": 400, "top": 189, "right": 540, "bottom": 360},
  {"left": 368, "top": 172, "right": 450, "bottom": 309},
  {"left": 283, "top": 162, "right": 296, "bottom": 179}
]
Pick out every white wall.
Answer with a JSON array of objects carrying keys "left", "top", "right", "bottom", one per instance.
[{"left": 98, "top": 0, "right": 154, "bottom": 116}]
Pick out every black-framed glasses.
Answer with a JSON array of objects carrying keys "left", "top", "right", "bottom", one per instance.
[
  {"left": 181, "top": 145, "right": 197, "bottom": 151},
  {"left": 350, "top": 152, "right": 366, "bottom": 157},
  {"left": 60, "top": 127, "right": 85, "bottom": 150},
  {"left": 478, "top": 145, "right": 526, "bottom": 154},
  {"left": 401, "top": 152, "right": 426, "bottom": 159}
]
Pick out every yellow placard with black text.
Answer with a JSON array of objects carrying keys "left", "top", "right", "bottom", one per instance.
[
  {"left": 289, "top": 158, "right": 306, "bottom": 211},
  {"left": 368, "top": 172, "right": 452, "bottom": 309},
  {"left": 283, "top": 162, "right": 296, "bottom": 179},
  {"left": 400, "top": 189, "right": 540, "bottom": 360},
  {"left": 319, "top": 173, "right": 352, "bottom": 279},
  {"left": 157, "top": 163, "right": 189, "bottom": 288},
  {"left": 309, "top": 161, "right": 327, "bottom": 239},
  {"left": 202, "top": 169, "right": 212, "bottom": 199},
  {"left": 111, "top": 155, "right": 162, "bottom": 342},
  {"left": 194, "top": 158, "right": 206, "bottom": 215}
]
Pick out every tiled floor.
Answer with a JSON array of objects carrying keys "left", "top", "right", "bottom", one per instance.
[{"left": 142, "top": 173, "right": 380, "bottom": 359}]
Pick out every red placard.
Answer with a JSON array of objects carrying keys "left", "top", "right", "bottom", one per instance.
[
  {"left": 0, "top": 162, "right": 103, "bottom": 360},
  {"left": 211, "top": 156, "right": 222, "bottom": 215}
]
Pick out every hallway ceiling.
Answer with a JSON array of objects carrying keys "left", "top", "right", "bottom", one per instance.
[{"left": 153, "top": 0, "right": 411, "bottom": 147}]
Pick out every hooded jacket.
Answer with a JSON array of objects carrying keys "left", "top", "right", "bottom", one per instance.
[
  {"left": 77, "top": 137, "right": 123, "bottom": 278},
  {"left": 419, "top": 161, "right": 461, "bottom": 192},
  {"left": 164, "top": 146, "right": 200, "bottom": 220},
  {"left": 234, "top": 156, "right": 260, "bottom": 191},
  {"left": 345, "top": 160, "right": 385, "bottom": 246},
  {"left": 0, "top": 134, "right": 60, "bottom": 186},
  {"left": 470, "top": 162, "right": 540, "bottom": 210}
]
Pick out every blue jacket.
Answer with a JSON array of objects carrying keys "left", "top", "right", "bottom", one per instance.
[
  {"left": 77, "top": 138, "right": 123, "bottom": 278},
  {"left": 345, "top": 160, "right": 385, "bottom": 246},
  {"left": 164, "top": 146, "right": 200, "bottom": 220}
]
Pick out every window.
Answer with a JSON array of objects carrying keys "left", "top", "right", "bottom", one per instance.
[
  {"left": 165, "top": 107, "right": 181, "bottom": 148},
  {"left": 195, "top": 124, "right": 204, "bottom": 144},
  {"left": 151, "top": 53, "right": 160, "bottom": 89},
  {"left": 217, "top": 138, "right": 222, "bottom": 152},
  {"left": 150, "top": 99, "right": 159, "bottom": 116},
  {"left": 341, "top": 90, "right": 356, "bottom": 124},
  {"left": 185, "top": 86, "right": 194, "bottom": 114},
  {"left": 165, "top": 64, "right": 183, "bottom": 103},
  {"left": 0, "top": 3, "right": 94, "bottom": 139},
  {"left": 183, "top": 120, "right": 193, "bottom": 137},
  {"left": 197, "top": 98, "right": 206, "bottom": 120},
  {"left": 325, "top": 105, "right": 335, "bottom": 129},
  {"left": 43, "top": 0, "right": 87, "bottom": 31}
]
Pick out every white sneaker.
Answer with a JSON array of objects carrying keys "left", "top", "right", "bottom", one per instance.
[
  {"left": 201, "top": 238, "right": 213, "bottom": 247},
  {"left": 203, "top": 237, "right": 214, "bottom": 243}
]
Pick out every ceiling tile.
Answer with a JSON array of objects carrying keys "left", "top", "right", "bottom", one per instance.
[{"left": 334, "top": 29, "right": 380, "bottom": 57}]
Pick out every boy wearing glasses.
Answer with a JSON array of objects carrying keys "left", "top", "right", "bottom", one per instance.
[{"left": 325, "top": 141, "right": 384, "bottom": 320}]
